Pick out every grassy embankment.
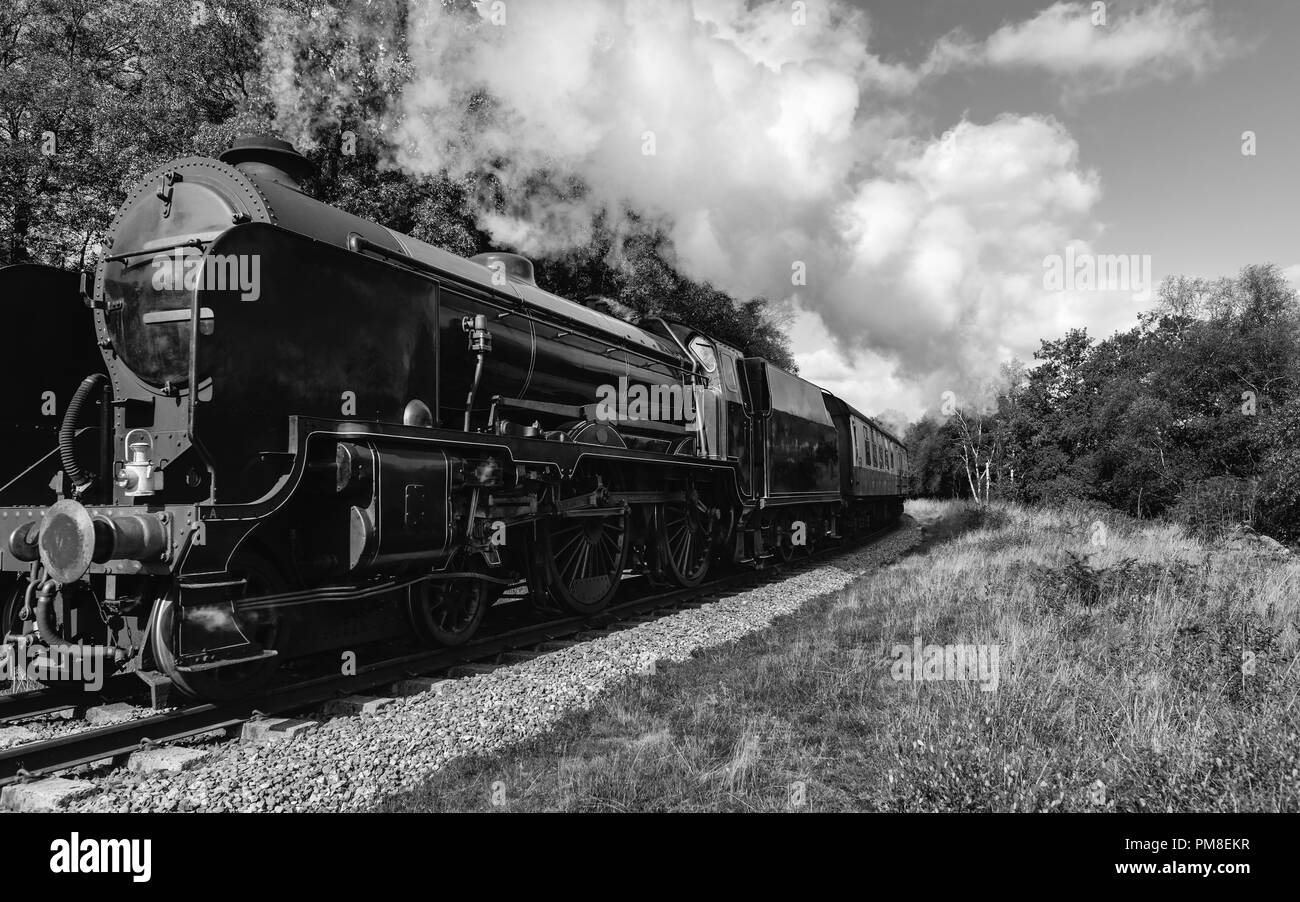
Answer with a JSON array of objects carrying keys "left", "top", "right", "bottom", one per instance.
[{"left": 376, "top": 499, "right": 1300, "bottom": 811}]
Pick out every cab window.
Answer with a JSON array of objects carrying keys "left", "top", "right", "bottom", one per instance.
[
  {"left": 735, "top": 359, "right": 751, "bottom": 410},
  {"left": 721, "top": 353, "right": 740, "bottom": 393}
]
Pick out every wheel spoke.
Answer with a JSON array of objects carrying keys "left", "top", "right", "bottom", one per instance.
[
  {"left": 561, "top": 540, "right": 585, "bottom": 583},
  {"left": 555, "top": 528, "right": 586, "bottom": 561},
  {"left": 599, "top": 530, "right": 621, "bottom": 564},
  {"left": 544, "top": 495, "right": 627, "bottom": 610},
  {"left": 658, "top": 501, "right": 709, "bottom": 585},
  {"left": 575, "top": 541, "right": 592, "bottom": 581}
]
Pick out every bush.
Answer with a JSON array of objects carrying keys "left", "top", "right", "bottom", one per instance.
[
  {"left": 1168, "top": 476, "right": 1260, "bottom": 539},
  {"left": 1030, "top": 551, "right": 1189, "bottom": 617},
  {"left": 1033, "top": 552, "right": 1132, "bottom": 609},
  {"left": 959, "top": 503, "right": 1010, "bottom": 532}
]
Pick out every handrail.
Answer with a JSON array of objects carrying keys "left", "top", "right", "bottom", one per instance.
[
  {"left": 346, "top": 232, "right": 688, "bottom": 374},
  {"left": 103, "top": 237, "right": 208, "bottom": 263}
]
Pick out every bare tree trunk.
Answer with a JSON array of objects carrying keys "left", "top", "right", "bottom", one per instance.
[
  {"left": 961, "top": 446, "right": 978, "bottom": 500},
  {"left": 954, "top": 409, "right": 989, "bottom": 505},
  {"left": 77, "top": 231, "right": 91, "bottom": 272},
  {"left": 9, "top": 190, "right": 31, "bottom": 263}
]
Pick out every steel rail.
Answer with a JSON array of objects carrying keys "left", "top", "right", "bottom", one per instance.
[
  {"left": 0, "top": 524, "right": 897, "bottom": 787},
  {"left": 0, "top": 675, "right": 141, "bottom": 725}
]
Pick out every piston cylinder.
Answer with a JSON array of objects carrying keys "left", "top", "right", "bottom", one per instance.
[{"left": 91, "top": 513, "right": 167, "bottom": 563}]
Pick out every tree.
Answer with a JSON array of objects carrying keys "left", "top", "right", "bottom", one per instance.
[
  {"left": 905, "top": 415, "right": 965, "bottom": 498},
  {"left": 0, "top": 0, "right": 797, "bottom": 373},
  {"left": 916, "top": 263, "right": 1300, "bottom": 537},
  {"left": 0, "top": 0, "right": 266, "bottom": 268}
]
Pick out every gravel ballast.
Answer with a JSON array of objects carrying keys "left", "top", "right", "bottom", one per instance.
[{"left": 67, "top": 524, "right": 921, "bottom": 812}]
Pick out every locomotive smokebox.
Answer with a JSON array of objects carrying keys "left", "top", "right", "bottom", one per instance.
[{"left": 218, "top": 134, "right": 317, "bottom": 191}]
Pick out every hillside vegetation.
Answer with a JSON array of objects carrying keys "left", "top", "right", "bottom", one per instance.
[
  {"left": 909, "top": 265, "right": 1300, "bottom": 543},
  {"left": 376, "top": 499, "right": 1300, "bottom": 812}
]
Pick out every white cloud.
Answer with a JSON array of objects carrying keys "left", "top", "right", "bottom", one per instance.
[
  {"left": 808, "top": 116, "right": 1121, "bottom": 411},
  {"left": 790, "top": 303, "right": 923, "bottom": 416},
  {"left": 375, "top": 1, "right": 1219, "bottom": 423},
  {"left": 928, "top": 0, "right": 1235, "bottom": 96},
  {"left": 394, "top": 0, "right": 914, "bottom": 296}
]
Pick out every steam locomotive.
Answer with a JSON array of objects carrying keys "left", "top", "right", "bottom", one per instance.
[{"left": 0, "top": 136, "right": 907, "bottom": 702}]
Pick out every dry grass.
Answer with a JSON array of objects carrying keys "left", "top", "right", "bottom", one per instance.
[
  {"left": 901, "top": 497, "right": 964, "bottom": 521},
  {"left": 373, "top": 500, "right": 1300, "bottom": 812}
]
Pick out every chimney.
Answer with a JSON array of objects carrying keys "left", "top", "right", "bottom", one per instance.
[{"left": 219, "top": 135, "right": 317, "bottom": 192}]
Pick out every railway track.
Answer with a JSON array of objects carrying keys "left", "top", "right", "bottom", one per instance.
[
  {"left": 0, "top": 676, "right": 142, "bottom": 726},
  {"left": 0, "top": 525, "right": 897, "bottom": 788}
]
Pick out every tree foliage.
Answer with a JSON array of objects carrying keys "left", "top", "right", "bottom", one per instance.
[
  {"left": 908, "top": 264, "right": 1300, "bottom": 539},
  {"left": 0, "top": 0, "right": 265, "bottom": 267},
  {"left": 0, "top": 0, "right": 792, "bottom": 368}
]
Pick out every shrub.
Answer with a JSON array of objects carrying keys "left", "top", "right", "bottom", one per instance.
[{"left": 1168, "top": 476, "right": 1260, "bottom": 539}]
